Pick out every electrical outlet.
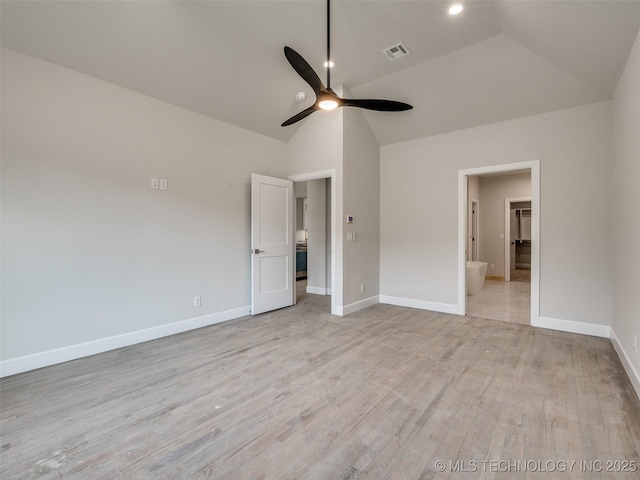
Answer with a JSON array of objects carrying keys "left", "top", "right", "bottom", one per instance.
[
  {"left": 634, "top": 335, "right": 637, "bottom": 353},
  {"left": 159, "top": 179, "right": 168, "bottom": 191},
  {"left": 194, "top": 296, "right": 202, "bottom": 307},
  {"left": 360, "top": 283, "right": 365, "bottom": 292},
  {"left": 490, "top": 264, "right": 495, "bottom": 270}
]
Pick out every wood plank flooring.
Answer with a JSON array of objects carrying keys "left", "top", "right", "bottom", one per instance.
[{"left": 1, "top": 294, "right": 639, "bottom": 479}]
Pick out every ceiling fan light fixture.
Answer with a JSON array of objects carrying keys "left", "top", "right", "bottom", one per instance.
[
  {"left": 318, "top": 99, "right": 339, "bottom": 110},
  {"left": 280, "top": 0, "right": 413, "bottom": 126},
  {"left": 449, "top": 3, "right": 464, "bottom": 17},
  {"left": 448, "top": 3, "right": 464, "bottom": 16}
]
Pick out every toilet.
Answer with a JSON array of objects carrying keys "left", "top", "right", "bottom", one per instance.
[{"left": 466, "top": 261, "right": 488, "bottom": 295}]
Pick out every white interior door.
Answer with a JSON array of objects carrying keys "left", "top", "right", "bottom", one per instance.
[{"left": 251, "top": 173, "right": 294, "bottom": 315}]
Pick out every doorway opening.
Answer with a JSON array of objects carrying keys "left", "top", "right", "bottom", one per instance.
[
  {"left": 505, "top": 197, "right": 532, "bottom": 283},
  {"left": 458, "top": 161, "right": 540, "bottom": 325},
  {"left": 288, "top": 170, "right": 337, "bottom": 314}
]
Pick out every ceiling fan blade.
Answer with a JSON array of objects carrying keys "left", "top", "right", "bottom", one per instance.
[
  {"left": 281, "top": 105, "right": 317, "bottom": 127},
  {"left": 342, "top": 98, "right": 413, "bottom": 112},
  {"left": 284, "top": 46, "right": 324, "bottom": 94}
]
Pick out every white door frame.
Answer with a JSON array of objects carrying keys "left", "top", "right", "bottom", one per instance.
[
  {"left": 470, "top": 198, "right": 479, "bottom": 261},
  {"left": 504, "top": 196, "right": 531, "bottom": 282},
  {"left": 288, "top": 169, "right": 338, "bottom": 316},
  {"left": 458, "top": 160, "right": 540, "bottom": 322}
]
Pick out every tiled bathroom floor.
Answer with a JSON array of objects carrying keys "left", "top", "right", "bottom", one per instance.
[{"left": 466, "top": 279, "right": 531, "bottom": 325}]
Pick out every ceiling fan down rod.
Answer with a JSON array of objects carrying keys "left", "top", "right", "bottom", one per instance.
[{"left": 326, "top": 0, "right": 331, "bottom": 89}]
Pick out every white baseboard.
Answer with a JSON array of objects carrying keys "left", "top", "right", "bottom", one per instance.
[
  {"left": 306, "top": 286, "right": 330, "bottom": 295},
  {"left": 335, "top": 295, "right": 380, "bottom": 316},
  {"left": 610, "top": 329, "right": 640, "bottom": 400},
  {"left": 379, "top": 295, "right": 462, "bottom": 315},
  {"left": 0, "top": 306, "right": 250, "bottom": 378},
  {"left": 532, "top": 316, "right": 611, "bottom": 338}
]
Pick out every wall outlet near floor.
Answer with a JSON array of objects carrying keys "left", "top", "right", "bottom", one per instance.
[
  {"left": 490, "top": 264, "right": 495, "bottom": 270},
  {"left": 634, "top": 335, "right": 637, "bottom": 353},
  {"left": 194, "top": 296, "right": 202, "bottom": 307},
  {"left": 360, "top": 283, "right": 365, "bottom": 292}
]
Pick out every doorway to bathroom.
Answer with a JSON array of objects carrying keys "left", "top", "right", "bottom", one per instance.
[{"left": 458, "top": 161, "right": 540, "bottom": 326}]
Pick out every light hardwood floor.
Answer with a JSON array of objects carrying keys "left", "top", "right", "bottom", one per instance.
[{"left": 1, "top": 295, "right": 639, "bottom": 479}]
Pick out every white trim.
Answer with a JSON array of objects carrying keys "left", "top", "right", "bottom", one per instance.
[
  {"left": 470, "top": 197, "right": 479, "bottom": 262},
  {"left": 306, "top": 286, "right": 330, "bottom": 295},
  {"left": 334, "top": 296, "right": 380, "bottom": 316},
  {"left": 379, "top": 295, "right": 463, "bottom": 315},
  {"left": 287, "top": 169, "right": 335, "bottom": 183},
  {"left": 532, "top": 316, "right": 610, "bottom": 339},
  {"left": 610, "top": 329, "right": 640, "bottom": 400},
  {"left": 458, "top": 160, "right": 540, "bottom": 322},
  {"left": 504, "top": 196, "right": 531, "bottom": 282},
  {"left": 288, "top": 169, "right": 339, "bottom": 316},
  {"left": 0, "top": 306, "right": 250, "bottom": 378}
]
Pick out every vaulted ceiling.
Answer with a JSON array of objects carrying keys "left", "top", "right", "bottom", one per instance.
[{"left": 2, "top": 1, "right": 640, "bottom": 145}]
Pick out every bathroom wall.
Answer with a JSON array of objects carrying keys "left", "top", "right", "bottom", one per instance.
[{"left": 478, "top": 173, "right": 531, "bottom": 278}]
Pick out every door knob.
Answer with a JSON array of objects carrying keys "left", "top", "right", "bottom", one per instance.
[{"left": 253, "top": 249, "right": 264, "bottom": 254}]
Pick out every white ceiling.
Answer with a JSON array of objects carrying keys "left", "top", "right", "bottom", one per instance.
[{"left": 2, "top": 1, "right": 640, "bottom": 145}]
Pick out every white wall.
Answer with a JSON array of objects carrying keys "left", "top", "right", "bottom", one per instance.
[
  {"left": 381, "top": 101, "right": 612, "bottom": 327},
  {"left": 285, "top": 101, "right": 344, "bottom": 309},
  {"left": 478, "top": 173, "right": 531, "bottom": 277},
  {"left": 325, "top": 178, "right": 332, "bottom": 292},
  {"left": 342, "top": 104, "right": 380, "bottom": 310},
  {"left": 285, "top": 87, "right": 380, "bottom": 313},
  {"left": 0, "top": 49, "right": 287, "bottom": 372},
  {"left": 612, "top": 31, "right": 640, "bottom": 395}
]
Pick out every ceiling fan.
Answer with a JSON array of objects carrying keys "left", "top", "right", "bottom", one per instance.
[{"left": 281, "top": 0, "right": 413, "bottom": 127}]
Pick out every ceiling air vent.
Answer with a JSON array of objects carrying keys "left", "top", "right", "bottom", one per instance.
[{"left": 383, "top": 42, "right": 410, "bottom": 61}]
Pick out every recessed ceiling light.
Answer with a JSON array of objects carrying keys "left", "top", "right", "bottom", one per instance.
[
  {"left": 448, "top": 3, "right": 464, "bottom": 16},
  {"left": 324, "top": 60, "right": 335, "bottom": 68}
]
